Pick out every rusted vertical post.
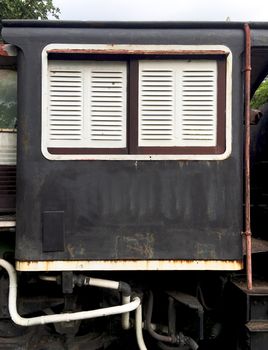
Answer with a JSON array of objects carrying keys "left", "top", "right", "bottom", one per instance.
[{"left": 244, "top": 23, "right": 253, "bottom": 290}]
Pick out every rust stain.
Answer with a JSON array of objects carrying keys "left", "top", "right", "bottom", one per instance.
[
  {"left": 16, "top": 259, "right": 243, "bottom": 272},
  {"left": 48, "top": 49, "right": 228, "bottom": 56},
  {"left": 115, "top": 233, "right": 154, "bottom": 259}
]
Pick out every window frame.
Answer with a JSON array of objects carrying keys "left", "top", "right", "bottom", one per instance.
[
  {"left": 46, "top": 60, "right": 128, "bottom": 154},
  {"left": 42, "top": 44, "right": 232, "bottom": 161}
]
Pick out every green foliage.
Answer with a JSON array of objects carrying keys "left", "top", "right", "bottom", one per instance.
[
  {"left": 251, "top": 79, "right": 268, "bottom": 109},
  {"left": 0, "top": 70, "right": 17, "bottom": 129},
  {"left": 0, "top": 0, "right": 60, "bottom": 21},
  {"left": 0, "top": 103, "right": 16, "bottom": 128}
]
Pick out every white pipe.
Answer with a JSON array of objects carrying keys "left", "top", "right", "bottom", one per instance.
[
  {"left": 0, "top": 259, "right": 140, "bottom": 327},
  {"left": 135, "top": 304, "right": 147, "bottom": 350},
  {"left": 88, "top": 277, "right": 120, "bottom": 290},
  {"left": 83, "top": 276, "right": 131, "bottom": 330},
  {"left": 84, "top": 276, "right": 130, "bottom": 330},
  {"left": 122, "top": 295, "right": 131, "bottom": 330},
  {"left": 39, "top": 275, "right": 57, "bottom": 282}
]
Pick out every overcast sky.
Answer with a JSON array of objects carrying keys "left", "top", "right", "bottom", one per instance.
[{"left": 53, "top": 0, "right": 268, "bottom": 22}]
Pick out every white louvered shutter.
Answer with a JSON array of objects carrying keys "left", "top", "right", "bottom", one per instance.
[
  {"left": 48, "top": 66, "right": 83, "bottom": 146},
  {"left": 138, "top": 60, "right": 217, "bottom": 148},
  {"left": 181, "top": 61, "right": 217, "bottom": 147},
  {"left": 139, "top": 65, "right": 175, "bottom": 146},
  {"left": 89, "top": 62, "right": 127, "bottom": 148},
  {"left": 46, "top": 61, "right": 127, "bottom": 149}
]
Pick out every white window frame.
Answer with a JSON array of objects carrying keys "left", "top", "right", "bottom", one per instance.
[{"left": 42, "top": 44, "right": 232, "bottom": 161}]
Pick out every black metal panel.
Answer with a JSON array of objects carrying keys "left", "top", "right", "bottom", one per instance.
[
  {"left": 250, "top": 332, "right": 268, "bottom": 350},
  {"left": 42, "top": 211, "right": 64, "bottom": 252},
  {"left": 2, "top": 23, "right": 245, "bottom": 261}
]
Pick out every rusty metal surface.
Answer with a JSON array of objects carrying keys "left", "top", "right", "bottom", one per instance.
[
  {"left": 15, "top": 259, "right": 243, "bottom": 272},
  {"left": 246, "top": 320, "right": 268, "bottom": 332},
  {"left": 244, "top": 23, "right": 253, "bottom": 290},
  {"left": 48, "top": 48, "right": 228, "bottom": 55},
  {"left": 233, "top": 279, "right": 268, "bottom": 295}
]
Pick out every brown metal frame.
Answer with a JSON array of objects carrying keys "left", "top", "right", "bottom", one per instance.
[
  {"left": 244, "top": 24, "right": 253, "bottom": 290},
  {"left": 46, "top": 52, "right": 227, "bottom": 156},
  {"left": 48, "top": 148, "right": 128, "bottom": 155},
  {"left": 47, "top": 48, "right": 229, "bottom": 56},
  {"left": 130, "top": 58, "right": 226, "bottom": 155}
]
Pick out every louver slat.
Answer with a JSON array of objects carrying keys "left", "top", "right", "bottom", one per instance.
[
  {"left": 181, "top": 67, "right": 217, "bottom": 146},
  {"left": 90, "top": 68, "right": 126, "bottom": 147},
  {"left": 138, "top": 60, "right": 218, "bottom": 149},
  {"left": 139, "top": 68, "right": 174, "bottom": 146},
  {"left": 0, "top": 165, "right": 16, "bottom": 212},
  {"left": 48, "top": 70, "right": 83, "bottom": 143},
  {"left": 0, "top": 132, "right": 16, "bottom": 165}
]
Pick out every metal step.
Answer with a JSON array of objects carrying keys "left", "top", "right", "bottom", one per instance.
[
  {"left": 225, "top": 279, "right": 268, "bottom": 349},
  {"left": 245, "top": 321, "right": 268, "bottom": 350},
  {"left": 232, "top": 279, "right": 268, "bottom": 322}
]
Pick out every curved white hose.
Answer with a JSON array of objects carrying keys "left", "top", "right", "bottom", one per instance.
[
  {"left": 0, "top": 259, "right": 140, "bottom": 327},
  {"left": 135, "top": 304, "right": 147, "bottom": 350}
]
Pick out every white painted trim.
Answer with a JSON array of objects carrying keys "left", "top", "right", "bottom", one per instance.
[
  {"left": 41, "top": 44, "right": 232, "bottom": 161},
  {"left": 0, "top": 221, "right": 16, "bottom": 228},
  {"left": 16, "top": 259, "right": 243, "bottom": 272}
]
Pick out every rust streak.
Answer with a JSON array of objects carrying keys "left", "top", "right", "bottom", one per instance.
[
  {"left": 47, "top": 49, "right": 228, "bottom": 56},
  {"left": 16, "top": 259, "right": 243, "bottom": 272}
]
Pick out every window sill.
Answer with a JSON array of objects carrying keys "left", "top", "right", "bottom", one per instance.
[{"left": 42, "top": 145, "right": 231, "bottom": 161}]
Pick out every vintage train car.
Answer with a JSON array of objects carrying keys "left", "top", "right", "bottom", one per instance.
[{"left": 0, "top": 20, "right": 268, "bottom": 350}]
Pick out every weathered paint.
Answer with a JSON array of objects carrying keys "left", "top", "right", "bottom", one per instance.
[
  {"left": 16, "top": 259, "right": 243, "bottom": 272},
  {"left": 48, "top": 48, "right": 228, "bottom": 55},
  {"left": 3, "top": 24, "right": 243, "bottom": 263}
]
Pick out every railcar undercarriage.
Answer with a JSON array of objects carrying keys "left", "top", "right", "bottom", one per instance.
[{"left": 0, "top": 264, "right": 242, "bottom": 350}]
